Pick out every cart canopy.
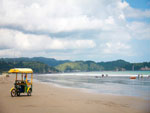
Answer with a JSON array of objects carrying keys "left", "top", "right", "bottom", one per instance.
[{"left": 8, "top": 68, "right": 33, "bottom": 73}]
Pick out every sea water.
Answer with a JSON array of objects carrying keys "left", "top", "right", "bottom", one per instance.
[{"left": 34, "top": 71, "right": 150, "bottom": 99}]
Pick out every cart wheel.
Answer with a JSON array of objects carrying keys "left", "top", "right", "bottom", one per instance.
[
  {"left": 27, "top": 89, "right": 31, "bottom": 96},
  {"left": 17, "top": 92, "right": 20, "bottom": 96},
  {"left": 11, "top": 89, "right": 16, "bottom": 97}
]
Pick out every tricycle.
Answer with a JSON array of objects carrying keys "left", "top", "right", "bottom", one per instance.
[{"left": 8, "top": 68, "right": 33, "bottom": 97}]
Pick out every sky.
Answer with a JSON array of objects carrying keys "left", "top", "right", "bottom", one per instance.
[{"left": 0, "top": 0, "right": 150, "bottom": 62}]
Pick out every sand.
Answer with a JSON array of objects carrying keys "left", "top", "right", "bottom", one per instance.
[{"left": 0, "top": 75, "right": 150, "bottom": 113}]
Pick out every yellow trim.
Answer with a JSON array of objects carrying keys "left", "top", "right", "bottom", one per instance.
[
  {"left": 31, "top": 73, "right": 33, "bottom": 84},
  {"left": 10, "top": 87, "right": 14, "bottom": 92},
  {"left": 26, "top": 73, "right": 27, "bottom": 83},
  {"left": 8, "top": 68, "right": 33, "bottom": 73},
  {"left": 27, "top": 87, "right": 30, "bottom": 92}
]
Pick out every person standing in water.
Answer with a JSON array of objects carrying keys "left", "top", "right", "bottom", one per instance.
[
  {"left": 106, "top": 74, "right": 108, "bottom": 77},
  {"left": 138, "top": 74, "right": 140, "bottom": 79}
]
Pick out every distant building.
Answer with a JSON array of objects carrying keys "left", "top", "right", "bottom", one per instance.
[
  {"left": 120, "top": 68, "right": 126, "bottom": 71},
  {"left": 140, "top": 66, "right": 150, "bottom": 71},
  {"left": 115, "top": 68, "right": 126, "bottom": 71},
  {"left": 115, "top": 68, "right": 119, "bottom": 71}
]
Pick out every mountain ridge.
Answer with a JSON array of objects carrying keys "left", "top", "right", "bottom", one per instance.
[{"left": 0, "top": 57, "right": 150, "bottom": 73}]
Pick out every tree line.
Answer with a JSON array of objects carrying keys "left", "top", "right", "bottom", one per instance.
[{"left": 0, "top": 58, "right": 150, "bottom": 73}]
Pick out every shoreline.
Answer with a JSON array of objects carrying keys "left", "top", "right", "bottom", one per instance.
[
  {"left": 38, "top": 72, "right": 150, "bottom": 77},
  {"left": 34, "top": 73, "right": 150, "bottom": 100},
  {"left": 34, "top": 79, "right": 150, "bottom": 100},
  {"left": 0, "top": 75, "right": 150, "bottom": 113}
]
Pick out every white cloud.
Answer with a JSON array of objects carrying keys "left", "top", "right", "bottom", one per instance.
[
  {"left": 125, "top": 8, "right": 150, "bottom": 19},
  {"left": 127, "top": 22, "right": 150, "bottom": 40},
  {"left": 0, "top": 29, "right": 96, "bottom": 51},
  {"left": 99, "top": 30, "right": 131, "bottom": 41},
  {"left": 102, "top": 42, "right": 131, "bottom": 55},
  {"left": 0, "top": 0, "right": 149, "bottom": 35},
  {"left": 105, "top": 16, "right": 115, "bottom": 25},
  {"left": 0, "top": 0, "right": 138, "bottom": 33},
  {"left": 0, "top": 0, "right": 104, "bottom": 33},
  {"left": 119, "top": 14, "right": 125, "bottom": 20},
  {"left": 118, "top": 1, "right": 150, "bottom": 19},
  {"left": 118, "top": 1, "right": 129, "bottom": 9},
  {"left": 0, "top": 0, "right": 149, "bottom": 61},
  {"left": 0, "top": 0, "right": 149, "bottom": 33}
]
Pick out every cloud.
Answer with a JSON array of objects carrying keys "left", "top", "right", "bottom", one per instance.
[
  {"left": 102, "top": 42, "right": 131, "bottom": 55},
  {"left": 99, "top": 30, "right": 131, "bottom": 41},
  {"left": 0, "top": 0, "right": 139, "bottom": 33},
  {"left": 0, "top": 29, "right": 96, "bottom": 51},
  {"left": 105, "top": 16, "right": 115, "bottom": 25},
  {"left": 127, "top": 22, "right": 150, "bottom": 40},
  {"left": 118, "top": 0, "right": 129, "bottom": 9},
  {"left": 118, "top": 1, "right": 150, "bottom": 19},
  {"left": 0, "top": 0, "right": 104, "bottom": 33},
  {"left": 0, "top": 0, "right": 150, "bottom": 61},
  {"left": 0, "top": 0, "right": 149, "bottom": 35},
  {"left": 125, "top": 8, "right": 150, "bottom": 19}
]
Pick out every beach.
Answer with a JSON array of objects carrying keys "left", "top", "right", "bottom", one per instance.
[{"left": 0, "top": 75, "right": 150, "bottom": 113}]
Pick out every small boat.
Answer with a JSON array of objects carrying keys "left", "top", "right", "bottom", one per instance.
[{"left": 130, "top": 76, "right": 136, "bottom": 79}]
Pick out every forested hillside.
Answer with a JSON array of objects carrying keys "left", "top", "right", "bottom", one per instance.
[
  {"left": 0, "top": 58, "right": 150, "bottom": 73},
  {"left": 0, "top": 60, "right": 58, "bottom": 73}
]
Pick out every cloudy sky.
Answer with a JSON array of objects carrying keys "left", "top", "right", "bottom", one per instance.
[{"left": 0, "top": 0, "right": 150, "bottom": 62}]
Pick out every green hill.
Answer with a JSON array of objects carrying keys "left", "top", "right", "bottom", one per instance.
[
  {"left": 0, "top": 57, "right": 70, "bottom": 66},
  {"left": 0, "top": 57, "right": 150, "bottom": 73},
  {"left": 98, "top": 59, "right": 130, "bottom": 70},
  {"left": 56, "top": 61, "right": 104, "bottom": 72},
  {"left": 0, "top": 60, "right": 58, "bottom": 73},
  {"left": 56, "top": 60, "right": 150, "bottom": 72}
]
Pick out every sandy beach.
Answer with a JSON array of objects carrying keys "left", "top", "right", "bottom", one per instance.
[{"left": 0, "top": 75, "right": 150, "bottom": 113}]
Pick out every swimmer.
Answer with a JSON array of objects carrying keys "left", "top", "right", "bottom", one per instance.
[
  {"left": 106, "top": 74, "right": 108, "bottom": 77},
  {"left": 138, "top": 74, "right": 140, "bottom": 79},
  {"left": 95, "top": 76, "right": 98, "bottom": 78}
]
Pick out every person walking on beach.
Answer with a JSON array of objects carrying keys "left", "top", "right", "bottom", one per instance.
[{"left": 138, "top": 74, "right": 140, "bottom": 79}]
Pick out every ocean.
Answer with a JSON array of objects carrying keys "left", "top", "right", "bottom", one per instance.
[{"left": 34, "top": 71, "right": 150, "bottom": 99}]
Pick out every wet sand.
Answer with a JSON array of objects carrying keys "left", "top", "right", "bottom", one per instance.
[{"left": 0, "top": 75, "right": 150, "bottom": 113}]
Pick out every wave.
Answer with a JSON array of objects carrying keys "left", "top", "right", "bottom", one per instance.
[{"left": 37, "top": 71, "right": 150, "bottom": 77}]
